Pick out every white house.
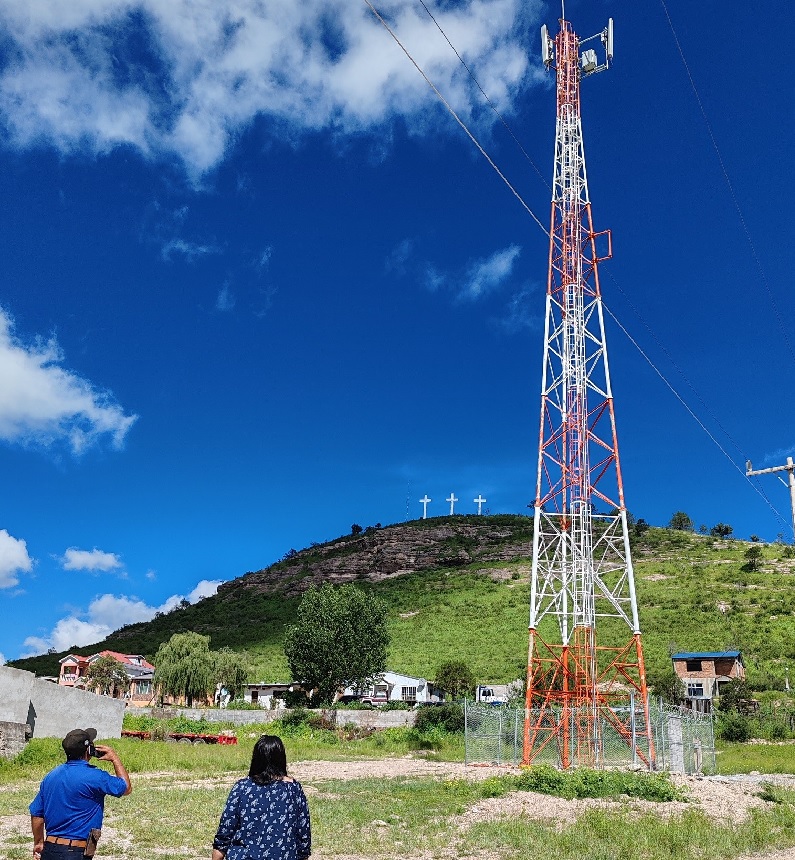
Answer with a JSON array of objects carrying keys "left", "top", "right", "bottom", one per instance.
[
  {"left": 341, "top": 671, "right": 442, "bottom": 705},
  {"left": 242, "top": 682, "right": 299, "bottom": 709}
]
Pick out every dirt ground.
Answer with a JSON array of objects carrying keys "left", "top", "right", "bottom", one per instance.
[{"left": 6, "top": 758, "right": 795, "bottom": 859}]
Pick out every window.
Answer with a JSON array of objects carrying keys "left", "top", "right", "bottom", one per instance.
[
  {"left": 685, "top": 660, "right": 702, "bottom": 672},
  {"left": 135, "top": 681, "right": 151, "bottom": 695},
  {"left": 401, "top": 686, "right": 417, "bottom": 702},
  {"left": 687, "top": 682, "right": 704, "bottom": 698}
]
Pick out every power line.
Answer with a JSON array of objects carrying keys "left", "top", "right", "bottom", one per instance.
[
  {"left": 362, "top": 0, "right": 550, "bottom": 236},
  {"left": 414, "top": 0, "right": 550, "bottom": 192},
  {"left": 604, "top": 300, "right": 789, "bottom": 531},
  {"left": 659, "top": 0, "right": 795, "bottom": 367},
  {"left": 366, "top": 0, "right": 789, "bottom": 531}
]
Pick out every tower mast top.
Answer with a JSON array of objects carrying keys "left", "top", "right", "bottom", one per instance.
[{"left": 541, "top": 18, "right": 613, "bottom": 75}]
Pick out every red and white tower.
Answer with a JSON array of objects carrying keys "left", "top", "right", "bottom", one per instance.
[{"left": 523, "top": 17, "right": 654, "bottom": 769}]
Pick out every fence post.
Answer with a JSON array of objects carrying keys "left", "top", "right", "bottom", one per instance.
[
  {"left": 464, "top": 698, "right": 469, "bottom": 765},
  {"left": 630, "top": 690, "right": 637, "bottom": 767},
  {"left": 497, "top": 708, "right": 503, "bottom": 765},
  {"left": 514, "top": 707, "right": 520, "bottom": 765}
]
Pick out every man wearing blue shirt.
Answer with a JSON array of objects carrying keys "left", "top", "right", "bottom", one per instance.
[{"left": 29, "top": 727, "right": 132, "bottom": 859}]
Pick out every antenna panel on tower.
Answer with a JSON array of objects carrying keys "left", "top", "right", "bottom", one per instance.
[
  {"left": 606, "top": 18, "right": 614, "bottom": 61},
  {"left": 541, "top": 24, "right": 553, "bottom": 67},
  {"left": 580, "top": 49, "right": 597, "bottom": 73}
]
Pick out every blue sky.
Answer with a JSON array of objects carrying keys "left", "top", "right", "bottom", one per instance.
[{"left": 0, "top": 0, "right": 791, "bottom": 663}]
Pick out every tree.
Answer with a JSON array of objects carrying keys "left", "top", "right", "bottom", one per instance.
[
  {"left": 154, "top": 632, "right": 216, "bottom": 706},
  {"left": 645, "top": 667, "right": 684, "bottom": 706},
  {"left": 750, "top": 534, "right": 761, "bottom": 543},
  {"left": 85, "top": 655, "right": 130, "bottom": 697},
  {"left": 744, "top": 544, "right": 763, "bottom": 571},
  {"left": 283, "top": 583, "right": 389, "bottom": 705},
  {"left": 634, "top": 518, "right": 650, "bottom": 537},
  {"left": 710, "top": 523, "right": 733, "bottom": 539},
  {"left": 717, "top": 678, "right": 752, "bottom": 713},
  {"left": 668, "top": 511, "right": 694, "bottom": 531},
  {"left": 214, "top": 647, "right": 250, "bottom": 700},
  {"left": 351, "top": 523, "right": 363, "bottom": 536},
  {"left": 434, "top": 661, "right": 475, "bottom": 700}
]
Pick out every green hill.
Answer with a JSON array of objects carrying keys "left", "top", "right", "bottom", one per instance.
[{"left": 10, "top": 516, "right": 795, "bottom": 691}]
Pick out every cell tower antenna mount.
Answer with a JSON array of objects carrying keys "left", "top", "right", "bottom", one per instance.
[{"left": 523, "top": 15, "right": 654, "bottom": 769}]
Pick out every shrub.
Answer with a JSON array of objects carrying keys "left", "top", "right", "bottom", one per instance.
[
  {"left": 280, "top": 707, "right": 311, "bottom": 728},
  {"left": 718, "top": 713, "right": 751, "bottom": 742},
  {"left": 414, "top": 703, "right": 464, "bottom": 733},
  {"left": 226, "top": 699, "right": 263, "bottom": 710}
]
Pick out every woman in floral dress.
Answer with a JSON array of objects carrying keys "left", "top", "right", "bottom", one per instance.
[{"left": 212, "top": 735, "right": 311, "bottom": 860}]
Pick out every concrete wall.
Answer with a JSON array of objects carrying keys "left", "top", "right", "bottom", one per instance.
[
  {"left": 0, "top": 666, "right": 125, "bottom": 741},
  {"left": 126, "top": 706, "right": 417, "bottom": 729},
  {"left": 0, "top": 720, "right": 28, "bottom": 758},
  {"left": 0, "top": 666, "right": 35, "bottom": 724}
]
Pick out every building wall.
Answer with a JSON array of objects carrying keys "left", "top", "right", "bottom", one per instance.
[
  {"left": 0, "top": 666, "right": 125, "bottom": 740},
  {"left": 672, "top": 657, "right": 744, "bottom": 682},
  {"left": 0, "top": 666, "right": 35, "bottom": 724},
  {"left": 0, "top": 720, "right": 28, "bottom": 759},
  {"left": 126, "top": 706, "right": 417, "bottom": 728}
]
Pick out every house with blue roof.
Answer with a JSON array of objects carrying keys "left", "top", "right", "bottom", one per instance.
[{"left": 671, "top": 650, "right": 745, "bottom": 713}]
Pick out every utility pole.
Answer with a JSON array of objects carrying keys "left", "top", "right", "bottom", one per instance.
[
  {"left": 524, "top": 15, "right": 654, "bottom": 769},
  {"left": 746, "top": 457, "right": 795, "bottom": 542}
]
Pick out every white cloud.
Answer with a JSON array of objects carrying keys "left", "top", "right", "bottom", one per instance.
[
  {"left": 0, "top": 652, "right": 6, "bottom": 665},
  {"left": 21, "top": 579, "right": 225, "bottom": 656},
  {"left": 459, "top": 244, "right": 521, "bottom": 301},
  {"left": 0, "top": 0, "right": 543, "bottom": 175},
  {"left": 145, "top": 569, "right": 156, "bottom": 580},
  {"left": 495, "top": 285, "right": 541, "bottom": 333},
  {"left": 762, "top": 446, "right": 795, "bottom": 467},
  {"left": 61, "top": 547, "right": 123, "bottom": 573},
  {"left": 216, "top": 284, "right": 236, "bottom": 312},
  {"left": 187, "top": 579, "right": 222, "bottom": 602},
  {"left": 0, "top": 308, "right": 137, "bottom": 454},
  {"left": 0, "top": 529, "right": 34, "bottom": 589},
  {"left": 161, "top": 238, "right": 220, "bottom": 262}
]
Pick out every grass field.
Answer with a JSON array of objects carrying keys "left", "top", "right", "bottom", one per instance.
[{"left": 5, "top": 733, "right": 795, "bottom": 860}]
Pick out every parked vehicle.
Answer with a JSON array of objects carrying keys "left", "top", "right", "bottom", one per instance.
[
  {"left": 475, "top": 685, "right": 509, "bottom": 705},
  {"left": 121, "top": 730, "right": 237, "bottom": 745}
]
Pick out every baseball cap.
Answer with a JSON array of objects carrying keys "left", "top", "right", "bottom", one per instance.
[{"left": 62, "top": 727, "right": 98, "bottom": 758}]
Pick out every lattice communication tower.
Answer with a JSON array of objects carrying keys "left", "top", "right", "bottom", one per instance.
[{"left": 523, "top": 16, "right": 655, "bottom": 769}]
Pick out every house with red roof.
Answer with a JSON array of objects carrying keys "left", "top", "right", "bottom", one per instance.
[{"left": 58, "top": 651, "right": 155, "bottom": 705}]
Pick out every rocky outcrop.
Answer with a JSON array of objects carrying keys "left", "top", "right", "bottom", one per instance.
[{"left": 218, "top": 516, "right": 533, "bottom": 598}]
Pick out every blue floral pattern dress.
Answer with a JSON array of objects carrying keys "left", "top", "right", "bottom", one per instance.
[{"left": 213, "top": 777, "right": 311, "bottom": 860}]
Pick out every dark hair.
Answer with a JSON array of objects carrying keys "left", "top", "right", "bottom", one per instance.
[{"left": 248, "top": 735, "right": 288, "bottom": 785}]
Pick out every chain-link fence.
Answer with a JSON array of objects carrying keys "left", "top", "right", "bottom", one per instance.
[
  {"left": 465, "top": 700, "right": 715, "bottom": 774},
  {"left": 651, "top": 702, "right": 716, "bottom": 774}
]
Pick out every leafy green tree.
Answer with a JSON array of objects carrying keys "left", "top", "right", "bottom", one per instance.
[
  {"left": 154, "top": 632, "right": 216, "bottom": 706},
  {"left": 214, "top": 647, "right": 250, "bottom": 699},
  {"left": 634, "top": 518, "right": 650, "bottom": 537},
  {"left": 351, "top": 523, "right": 363, "bottom": 536},
  {"left": 283, "top": 583, "right": 389, "bottom": 705},
  {"left": 745, "top": 544, "right": 763, "bottom": 571},
  {"left": 85, "top": 655, "right": 130, "bottom": 697},
  {"left": 668, "top": 511, "right": 694, "bottom": 531},
  {"left": 717, "top": 678, "right": 752, "bottom": 713},
  {"left": 710, "top": 523, "right": 733, "bottom": 539},
  {"left": 750, "top": 534, "right": 761, "bottom": 543},
  {"left": 645, "top": 668, "right": 684, "bottom": 705},
  {"left": 434, "top": 660, "right": 475, "bottom": 700}
]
